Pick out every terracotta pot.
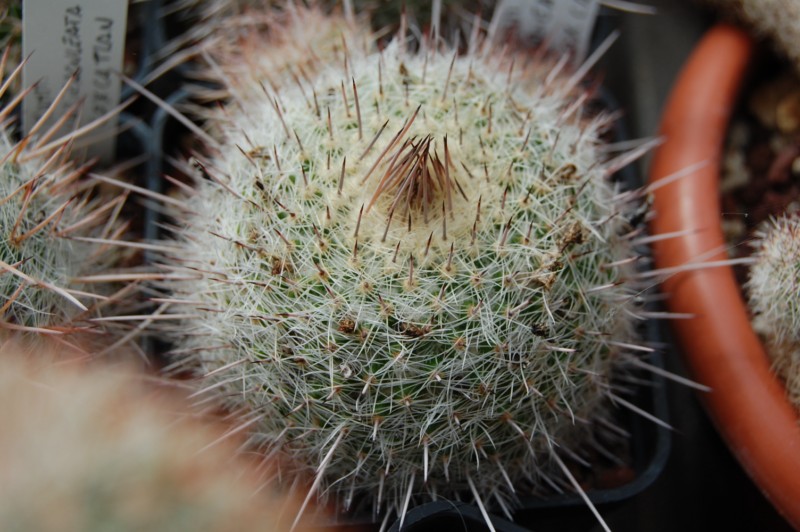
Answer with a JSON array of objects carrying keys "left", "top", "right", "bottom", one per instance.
[{"left": 648, "top": 24, "right": 800, "bottom": 527}]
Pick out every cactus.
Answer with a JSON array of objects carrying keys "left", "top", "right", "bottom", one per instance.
[
  {"left": 172, "top": 0, "right": 487, "bottom": 77},
  {"left": 746, "top": 212, "right": 800, "bottom": 409},
  {"left": 176, "top": 1, "right": 375, "bottom": 106},
  {"left": 700, "top": 0, "right": 800, "bottom": 74},
  {"left": 160, "top": 6, "right": 649, "bottom": 524},
  {"left": 0, "top": 339, "right": 324, "bottom": 532},
  {"left": 213, "top": 5, "right": 374, "bottom": 102},
  {"left": 348, "top": 0, "right": 494, "bottom": 38},
  {"left": 0, "top": 67, "right": 131, "bottom": 341},
  {"left": 0, "top": 5, "right": 20, "bottom": 46},
  {"left": 0, "top": 6, "right": 21, "bottom": 82}
]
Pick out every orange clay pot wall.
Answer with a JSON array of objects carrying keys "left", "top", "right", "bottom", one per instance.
[{"left": 648, "top": 24, "right": 800, "bottom": 527}]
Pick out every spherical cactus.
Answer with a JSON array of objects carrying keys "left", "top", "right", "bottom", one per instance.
[
  {"left": 0, "top": 340, "right": 325, "bottom": 532},
  {"left": 746, "top": 212, "right": 800, "bottom": 408},
  {"left": 0, "top": 71, "right": 131, "bottom": 341},
  {"left": 161, "top": 9, "right": 648, "bottom": 523}
]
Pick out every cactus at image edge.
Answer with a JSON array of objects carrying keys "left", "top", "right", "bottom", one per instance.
[
  {"left": 0, "top": 77, "right": 130, "bottom": 338},
  {"left": 747, "top": 213, "right": 800, "bottom": 409}
]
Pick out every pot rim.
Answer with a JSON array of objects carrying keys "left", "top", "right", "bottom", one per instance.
[{"left": 648, "top": 23, "right": 800, "bottom": 528}]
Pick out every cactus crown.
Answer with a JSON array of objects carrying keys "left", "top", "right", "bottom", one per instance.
[{"left": 162, "top": 5, "right": 647, "bottom": 523}]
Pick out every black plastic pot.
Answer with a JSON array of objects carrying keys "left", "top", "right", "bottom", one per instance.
[{"left": 390, "top": 501, "right": 531, "bottom": 532}]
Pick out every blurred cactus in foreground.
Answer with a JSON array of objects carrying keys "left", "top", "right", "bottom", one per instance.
[{"left": 0, "top": 339, "right": 325, "bottom": 532}]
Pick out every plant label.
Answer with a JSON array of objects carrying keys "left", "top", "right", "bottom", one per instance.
[
  {"left": 494, "top": 0, "right": 601, "bottom": 63},
  {"left": 22, "top": 0, "right": 128, "bottom": 165}
]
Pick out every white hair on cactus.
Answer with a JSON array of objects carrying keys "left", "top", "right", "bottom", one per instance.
[
  {"left": 158, "top": 6, "right": 651, "bottom": 525},
  {"left": 747, "top": 212, "right": 800, "bottom": 408}
]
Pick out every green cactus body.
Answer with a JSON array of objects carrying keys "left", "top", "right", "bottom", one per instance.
[
  {"left": 747, "top": 213, "right": 800, "bottom": 409},
  {"left": 164, "top": 13, "right": 645, "bottom": 520}
]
